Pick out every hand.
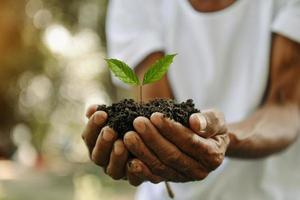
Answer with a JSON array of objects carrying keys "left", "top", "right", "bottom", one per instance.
[
  {"left": 81, "top": 105, "right": 129, "bottom": 180},
  {"left": 81, "top": 105, "right": 159, "bottom": 186},
  {"left": 123, "top": 109, "right": 230, "bottom": 185}
]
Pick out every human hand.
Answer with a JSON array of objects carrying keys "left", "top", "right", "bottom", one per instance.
[
  {"left": 81, "top": 105, "right": 129, "bottom": 180},
  {"left": 81, "top": 105, "right": 162, "bottom": 186},
  {"left": 123, "top": 109, "right": 230, "bottom": 185}
]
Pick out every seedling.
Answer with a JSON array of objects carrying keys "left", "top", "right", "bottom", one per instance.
[
  {"left": 105, "top": 54, "right": 176, "bottom": 198},
  {"left": 105, "top": 54, "right": 176, "bottom": 102}
]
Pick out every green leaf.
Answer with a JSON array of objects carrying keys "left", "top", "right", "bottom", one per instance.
[
  {"left": 142, "top": 54, "right": 176, "bottom": 85},
  {"left": 105, "top": 58, "right": 140, "bottom": 85}
]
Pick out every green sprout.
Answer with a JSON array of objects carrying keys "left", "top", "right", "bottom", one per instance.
[
  {"left": 104, "top": 54, "right": 177, "bottom": 198},
  {"left": 105, "top": 54, "right": 176, "bottom": 102}
]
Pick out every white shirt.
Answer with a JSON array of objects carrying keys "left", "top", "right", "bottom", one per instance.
[{"left": 106, "top": 0, "right": 300, "bottom": 199}]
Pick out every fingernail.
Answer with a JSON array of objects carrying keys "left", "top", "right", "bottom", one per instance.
[
  {"left": 93, "top": 112, "right": 106, "bottom": 125},
  {"left": 102, "top": 129, "right": 114, "bottom": 142},
  {"left": 152, "top": 113, "right": 163, "bottom": 128},
  {"left": 129, "top": 161, "right": 142, "bottom": 173},
  {"left": 196, "top": 113, "right": 207, "bottom": 132},
  {"left": 135, "top": 118, "right": 146, "bottom": 133},
  {"left": 85, "top": 105, "right": 97, "bottom": 118},
  {"left": 114, "top": 142, "right": 124, "bottom": 156},
  {"left": 124, "top": 132, "right": 138, "bottom": 147}
]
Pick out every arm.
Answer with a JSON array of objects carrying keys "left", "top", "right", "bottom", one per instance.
[
  {"left": 133, "top": 51, "right": 173, "bottom": 101},
  {"left": 226, "top": 34, "right": 300, "bottom": 158},
  {"left": 82, "top": 34, "right": 300, "bottom": 185},
  {"left": 133, "top": 34, "right": 300, "bottom": 160},
  {"left": 123, "top": 34, "right": 300, "bottom": 184}
]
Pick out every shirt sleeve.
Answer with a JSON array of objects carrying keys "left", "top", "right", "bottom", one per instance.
[
  {"left": 106, "top": 0, "right": 164, "bottom": 68},
  {"left": 272, "top": 0, "right": 300, "bottom": 43}
]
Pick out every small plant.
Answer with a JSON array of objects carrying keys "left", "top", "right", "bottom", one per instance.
[
  {"left": 105, "top": 54, "right": 176, "bottom": 102},
  {"left": 105, "top": 54, "right": 177, "bottom": 198}
]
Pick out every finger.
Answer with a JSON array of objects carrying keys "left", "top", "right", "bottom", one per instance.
[
  {"left": 91, "top": 126, "right": 117, "bottom": 167},
  {"left": 214, "top": 134, "right": 230, "bottom": 152},
  {"left": 151, "top": 112, "right": 228, "bottom": 170},
  {"left": 128, "top": 159, "right": 164, "bottom": 184},
  {"left": 133, "top": 117, "right": 208, "bottom": 180},
  {"left": 85, "top": 104, "right": 99, "bottom": 119},
  {"left": 127, "top": 167, "right": 144, "bottom": 186},
  {"left": 82, "top": 111, "right": 107, "bottom": 156},
  {"left": 151, "top": 112, "right": 212, "bottom": 165},
  {"left": 203, "top": 134, "right": 229, "bottom": 170},
  {"left": 124, "top": 131, "right": 189, "bottom": 182},
  {"left": 189, "top": 109, "right": 227, "bottom": 138},
  {"left": 106, "top": 140, "right": 129, "bottom": 180},
  {"left": 189, "top": 113, "right": 207, "bottom": 135}
]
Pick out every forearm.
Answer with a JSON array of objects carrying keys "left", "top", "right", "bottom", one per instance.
[
  {"left": 226, "top": 103, "right": 300, "bottom": 158},
  {"left": 226, "top": 34, "right": 300, "bottom": 159},
  {"left": 133, "top": 51, "right": 173, "bottom": 101}
]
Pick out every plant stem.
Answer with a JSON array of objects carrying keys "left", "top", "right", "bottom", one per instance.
[
  {"left": 139, "top": 85, "right": 143, "bottom": 103},
  {"left": 165, "top": 182, "right": 174, "bottom": 199}
]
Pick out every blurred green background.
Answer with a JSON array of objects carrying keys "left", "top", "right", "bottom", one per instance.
[{"left": 0, "top": 0, "right": 135, "bottom": 199}]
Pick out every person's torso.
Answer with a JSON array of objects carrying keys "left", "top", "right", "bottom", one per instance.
[
  {"left": 162, "top": 0, "right": 277, "bottom": 122},
  {"left": 136, "top": 1, "right": 300, "bottom": 199}
]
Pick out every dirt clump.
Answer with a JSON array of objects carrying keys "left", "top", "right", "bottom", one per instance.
[{"left": 97, "top": 98, "right": 200, "bottom": 138}]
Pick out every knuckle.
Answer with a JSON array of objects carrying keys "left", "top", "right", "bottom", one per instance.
[
  {"left": 204, "top": 109, "right": 227, "bottom": 135},
  {"left": 193, "top": 169, "right": 208, "bottom": 180},
  {"left": 165, "top": 151, "right": 181, "bottom": 165},
  {"left": 221, "top": 134, "right": 230, "bottom": 146},
  {"left": 209, "top": 109, "right": 225, "bottom": 123},
  {"left": 211, "top": 154, "right": 224, "bottom": 169},
  {"left": 91, "top": 153, "right": 105, "bottom": 167},
  {"left": 150, "top": 179, "right": 162, "bottom": 184},
  {"left": 151, "top": 161, "right": 166, "bottom": 175},
  {"left": 174, "top": 175, "right": 190, "bottom": 182},
  {"left": 129, "top": 180, "right": 141, "bottom": 187},
  {"left": 214, "top": 112, "right": 226, "bottom": 132},
  {"left": 188, "top": 134, "right": 202, "bottom": 150},
  {"left": 205, "top": 150, "right": 225, "bottom": 170},
  {"left": 113, "top": 173, "right": 124, "bottom": 180},
  {"left": 106, "top": 168, "right": 113, "bottom": 177},
  {"left": 111, "top": 175, "right": 122, "bottom": 180},
  {"left": 203, "top": 144, "right": 215, "bottom": 156},
  {"left": 107, "top": 169, "right": 122, "bottom": 180},
  {"left": 214, "top": 134, "right": 230, "bottom": 149}
]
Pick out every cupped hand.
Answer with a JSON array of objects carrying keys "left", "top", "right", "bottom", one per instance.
[
  {"left": 81, "top": 105, "right": 129, "bottom": 180},
  {"left": 124, "top": 109, "right": 230, "bottom": 185}
]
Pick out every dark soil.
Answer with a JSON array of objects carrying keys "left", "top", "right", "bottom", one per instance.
[{"left": 97, "top": 99, "right": 200, "bottom": 138}]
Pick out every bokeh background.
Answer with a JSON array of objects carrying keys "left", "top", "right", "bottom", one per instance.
[{"left": 0, "top": 0, "right": 135, "bottom": 199}]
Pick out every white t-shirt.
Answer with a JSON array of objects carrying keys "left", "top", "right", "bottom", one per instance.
[{"left": 106, "top": 0, "right": 300, "bottom": 199}]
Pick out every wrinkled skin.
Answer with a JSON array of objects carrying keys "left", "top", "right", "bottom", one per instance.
[{"left": 82, "top": 105, "right": 229, "bottom": 185}]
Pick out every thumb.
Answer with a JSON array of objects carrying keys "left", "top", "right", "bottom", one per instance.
[
  {"left": 189, "top": 109, "right": 227, "bottom": 138},
  {"left": 85, "top": 104, "right": 99, "bottom": 119}
]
